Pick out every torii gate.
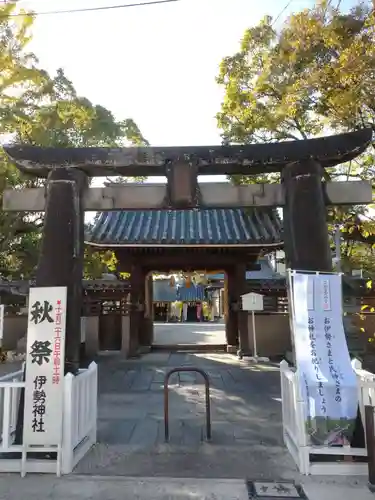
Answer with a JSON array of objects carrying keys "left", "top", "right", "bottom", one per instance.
[{"left": 2, "top": 127, "right": 373, "bottom": 373}]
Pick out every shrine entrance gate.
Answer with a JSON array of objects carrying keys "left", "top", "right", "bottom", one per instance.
[{"left": 2, "top": 127, "right": 373, "bottom": 372}]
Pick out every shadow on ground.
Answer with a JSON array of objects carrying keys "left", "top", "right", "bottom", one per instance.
[{"left": 74, "top": 351, "right": 297, "bottom": 480}]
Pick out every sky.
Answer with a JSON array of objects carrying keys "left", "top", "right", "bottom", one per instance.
[
  {"left": 9, "top": 0, "right": 356, "bottom": 186},
  {"left": 21, "top": 0, "right": 351, "bottom": 146}
]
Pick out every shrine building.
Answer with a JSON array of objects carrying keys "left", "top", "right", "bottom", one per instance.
[{"left": 84, "top": 206, "right": 283, "bottom": 355}]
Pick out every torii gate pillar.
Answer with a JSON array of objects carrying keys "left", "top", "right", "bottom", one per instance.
[
  {"left": 36, "top": 168, "right": 88, "bottom": 374},
  {"left": 282, "top": 160, "right": 332, "bottom": 272}
]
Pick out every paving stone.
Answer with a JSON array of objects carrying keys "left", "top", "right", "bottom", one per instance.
[
  {"left": 178, "top": 372, "right": 198, "bottom": 383},
  {"left": 152, "top": 369, "right": 168, "bottom": 383},
  {"left": 129, "top": 370, "right": 154, "bottom": 391},
  {"left": 150, "top": 382, "right": 164, "bottom": 392},
  {"left": 167, "top": 373, "right": 181, "bottom": 385},
  {"left": 206, "top": 369, "right": 223, "bottom": 378},
  {"left": 98, "top": 419, "right": 137, "bottom": 445},
  {"left": 220, "top": 370, "right": 240, "bottom": 391},
  {"left": 211, "top": 421, "right": 235, "bottom": 445},
  {"left": 164, "top": 419, "right": 185, "bottom": 445},
  {"left": 120, "top": 369, "right": 137, "bottom": 388},
  {"left": 210, "top": 376, "right": 225, "bottom": 390},
  {"left": 180, "top": 420, "right": 205, "bottom": 445},
  {"left": 78, "top": 335, "right": 294, "bottom": 478},
  {"left": 128, "top": 418, "right": 160, "bottom": 447}
]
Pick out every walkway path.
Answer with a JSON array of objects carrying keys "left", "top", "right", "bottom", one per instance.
[
  {"left": 74, "top": 350, "right": 297, "bottom": 479},
  {"left": 1, "top": 475, "right": 374, "bottom": 500},
  {"left": 153, "top": 322, "right": 226, "bottom": 345}
]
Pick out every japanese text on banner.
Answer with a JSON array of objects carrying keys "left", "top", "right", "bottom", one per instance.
[{"left": 23, "top": 287, "right": 67, "bottom": 446}]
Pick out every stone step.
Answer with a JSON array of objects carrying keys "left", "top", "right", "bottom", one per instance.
[
  {"left": 152, "top": 344, "right": 227, "bottom": 353},
  {"left": 73, "top": 442, "right": 295, "bottom": 479}
]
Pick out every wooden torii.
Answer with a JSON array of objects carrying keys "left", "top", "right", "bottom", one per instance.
[{"left": 2, "top": 127, "right": 373, "bottom": 373}]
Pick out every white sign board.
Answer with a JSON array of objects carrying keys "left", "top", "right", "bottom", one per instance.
[
  {"left": 23, "top": 287, "right": 67, "bottom": 446},
  {"left": 290, "top": 273, "right": 358, "bottom": 445},
  {"left": 241, "top": 292, "right": 264, "bottom": 312},
  {"left": 0, "top": 305, "right": 4, "bottom": 342}
]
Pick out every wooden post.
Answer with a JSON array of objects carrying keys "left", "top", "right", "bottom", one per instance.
[{"left": 282, "top": 160, "right": 332, "bottom": 272}]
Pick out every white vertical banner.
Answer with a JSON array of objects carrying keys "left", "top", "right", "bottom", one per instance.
[
  {"left": 290, "top": 272, "right": 358, "bottom": 445},
  {"left": 23, "top": 287, "right": 67, "bottom": 446}
]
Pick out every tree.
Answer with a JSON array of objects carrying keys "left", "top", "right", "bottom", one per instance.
[
  {"left": 216, "top": 0, "right": 375, "bottom": 272},
  {"left": 0, "top": 3, "right": 148, "bottom": 279},
  {"left": 217, "top": 1, "right": 375, "bottom": 147}
]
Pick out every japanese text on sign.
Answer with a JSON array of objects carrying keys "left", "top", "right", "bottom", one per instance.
[
  {"left": 32, "top": 375, "right": 47, "bottom": 433},
  {"left": 291, "top": 272, "right": 358, "bottom": 446},
  {"left": 23, "top": 287, "right": 67, "bottom": 446},
  {"left": 321, "top": 279, "right": 331, "bottom": 311},
  {"left": 30, "top": 300, "right": 54, "bottom": 324},
  {"left": 308, "top": 315, "right": 327, "bottom": 415},
  {"left": 53, "top": 300, "right": 63, "bottom": 385}
]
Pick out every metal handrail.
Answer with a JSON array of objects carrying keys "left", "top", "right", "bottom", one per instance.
[{"left": 164, "top": 367, "right": 211, "bottom": 442}]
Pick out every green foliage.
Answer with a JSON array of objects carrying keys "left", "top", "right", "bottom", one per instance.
[
  {"left": 217, "top": 0, "right": 375, "bottom": 271},
  {"left": 0, "top": 4, "right": 148, "bottom": 279},
  {"left": 13, "top": 68, "right": 149, "bottom": 149},
  {"left": 83, "top": 248, "right": 119, "bottom": 279}
]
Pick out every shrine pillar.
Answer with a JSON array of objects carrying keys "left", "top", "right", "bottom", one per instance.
[
  {"left": 225, "top": 266, "right": 239, "bottom": 351},
  {"left": 223, "top": 275, "right": 228, "bottom": 320},
  {"left": 129, "top": 264, "right": 146, "bottom": 355},
  {"left": 282, "top": 160, "right": 332, "bottom": 272},
  {"left": 142, "top": 272, "right": 154, "bottom": 348},
  {"left": 36, "top": 168, "right": 88, "bottom": 374}
]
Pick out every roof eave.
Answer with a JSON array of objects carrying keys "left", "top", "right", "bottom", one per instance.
[{"left": 84, "top": 241, "right": 284, "bottom": 248}]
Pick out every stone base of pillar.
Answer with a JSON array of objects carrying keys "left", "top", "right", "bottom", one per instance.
[
  {"left": 225, "top": 311, "right": 238, "bottom": 347},
  {"left": 138, "top": 345, "right": 152, "bottom": 354},
  {"left": 85, "top": 316, "right": 99, "bottom": 359},
  {"left": 121, "top": 315, "right": 131, "bottom": 357},
  {"left": 140, "top": 317, "right": 153, "bottom": 346},
  {"left": 226, "top": 345, "right": 237, "bottom": 354},
  {"left": 238, "top": 311, "right": 250, "bottom": 354},
  {"left": 129, "top": 309, "right": 141, "bottom": 356}
]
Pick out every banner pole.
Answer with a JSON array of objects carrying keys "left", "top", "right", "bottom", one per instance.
[
  {"left": 287, "top": 269, "right": 297, "bottom": 367},
  {"left": 251, "top": 311, "right": 258, "bottom": 358}
]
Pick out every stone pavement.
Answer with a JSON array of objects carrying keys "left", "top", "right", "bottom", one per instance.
[
  {"left": 0, "top": 361, "right": 22, "bottom": 378},
  {"left": 0, "top": 475, "right": 375, "bottom": 500},
  {"left": 74, "top": 351, "right": 297, "bottom": 479},
  {"left": 1, "top": 346, "right": 374, "bottom": 499},
  {"left": 153, "top": 322, "right": 227, "bottom": 346}
]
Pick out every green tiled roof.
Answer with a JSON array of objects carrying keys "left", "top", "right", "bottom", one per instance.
[{"left": 87, "top": 208, "right": 282, "bottom": 246}]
